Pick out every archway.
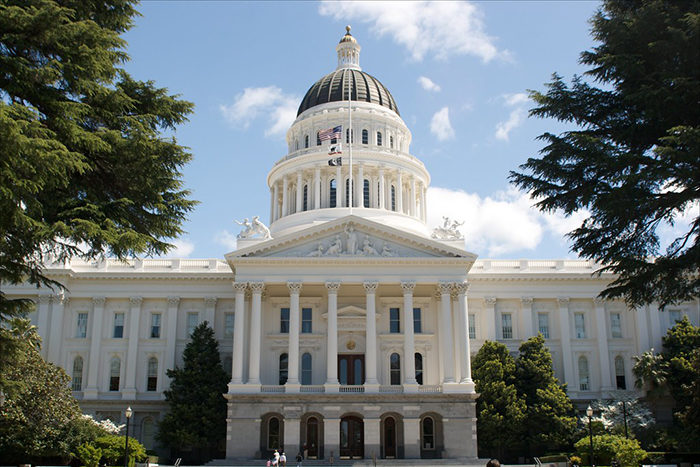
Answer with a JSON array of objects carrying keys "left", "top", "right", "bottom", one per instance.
[{"left": 340, "top": 416, "right": 364, "bottom": 459}]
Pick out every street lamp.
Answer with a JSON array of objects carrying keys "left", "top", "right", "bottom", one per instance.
[
  {"left": 586, "top": 405, "right": 594, "bottom": 467},
  {"left": 124, "top": 406, "right": 133, "bottom": 467}
]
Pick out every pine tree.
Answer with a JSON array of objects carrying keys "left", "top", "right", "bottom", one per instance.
[
  {"left": 472, "top": 341, "right": 526, "bottom": 461},
  {"left": 509, "top": 0, "right": 700, "bottom": 308},
  {"left": 157, "top": 322, "right": 229, "bottom": 463},
  {"left": 515, "top": 335, "right": 576, "bottom": 457},
  {"left": 0, "top": 0, "right": 196, "bottom": 321}
]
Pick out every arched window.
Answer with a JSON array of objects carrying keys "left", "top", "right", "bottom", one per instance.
[
  {"left": 330, "top": 179, "right": 337, "bottom": 208},
  {"left": 390, "top": 353, "right": 401, "bottom": 385},
  {"left": 295, "top": 139, "right": 299, "bottom": 151},
  {"left": 421, "top": 417, "right": 434, "bottom": 450},
  {"left": 377, "top": 131, "right": 382, "bottom": 146},
  {"left": 615, "top": 356, "right": 626, "bottom": 389},
  {"left": 578, "top": 356, "right": 589, "bottom": 391},
  {"left": 362, "top": 129, "right": 368, "bottom": 144},
  {"left": 147, "top": 357, "right": 158, "bottom": 391},
  {"left": 268, "top": 417, "right": 281, "bottom": 449},
  {"left": 303, "top": 185, "right": 308, "bottom": 211},
  {"left": 301, "top": 353, "right": 312, "bottom": 385},
  {"left": 391, "top": 185, "right": 396, "bottom": 211},
  {"left": 304, "top": 135, "right": 309, "bottom": 148},
  {"left": 363, "top": 179, "right": 370, "bottom": 207},
  {"left": 72, "top": 356, "right": 83, "bottom": 391},
  {"left": 390, "top": 135, "right": 394, "bottom": 148},
  {"left": 316, "top": 132, "right": 321, "bottom": 146},
  {"left": 415, "top": 353, "right": 423, "bottom": 385},
  {"left": 279, "top": 353, "right": 288, "bottom": 385},
  {"left": 109, "top": 357, "right": 121, "bottom": 391}
]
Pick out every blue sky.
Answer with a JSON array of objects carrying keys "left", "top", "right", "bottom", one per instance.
[{"left": 122, "top": 0, "right": 603, "bottom": 259}]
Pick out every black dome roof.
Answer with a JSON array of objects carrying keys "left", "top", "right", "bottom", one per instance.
[{"left": 297, "top": 68, "right": 400, "bottom": 117}]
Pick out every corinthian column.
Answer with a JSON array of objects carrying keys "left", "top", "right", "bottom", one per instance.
[
  {"left": 438, "top": 283, "right": 455, "bottom": 383},
  {"left": 230, "top": 282, "right": 247, "bottom": 386},
  {"left": 364, "top": 282, "right": 379, "bottom": 389},
  {"left": 455, "top": 282, "right": 475, "bottom": 390},
  {"left": 402, "top": 281, "right": 417, "bottom": 389},
  {"left": 248, "top": 282, "right": 264, "bottom": 387},
  {"left": 325, "top": 282, "right": 340, "bottom": 390},
  {"left": 286, "top": 282, "right": 302, "bottom": 391}
]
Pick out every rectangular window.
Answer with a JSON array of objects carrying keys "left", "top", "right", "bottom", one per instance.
[
  {"left": 390, "top": 307, "right": 400, "bottom": 333},
  {"left": 113, "top": 313, "right": 124, "bottom": 338},
  {"left": 468, "top": 314, "right": 476, "bottom": 339},
  {"left": 538, "top": 313, "right": 550, "bottom": 339},
  {"left": 669, "top": 310, "right": 681, "bottom": 324},
  {"left": 150, "top": 313, "right": 161, "bottom": 339},
  {"left": 501, "top": 313, "right": 513, "bottom": 339},
  {"left": 575, "top": 313, "right": 586, "bottom": 339},
  {"left": 301, "top": 308, "right": 312, "bottom": 333},
  {"left": 280, "top": 307, "right": 290, "bottom": 333},
  {"left": 224, "top": 312, "right": 235, "bottom": 338},
  {"left": 413, "top": 308, "right": 422, "bottom": 333},
  {"left": 186, "top": 312, "right": 198, "bottom": 336},
  {"left": 76, "top": 313, "right": 88, "bottom": 338},
  {"left": 610, "top": 313, "right": 622, "bottom": 338}
]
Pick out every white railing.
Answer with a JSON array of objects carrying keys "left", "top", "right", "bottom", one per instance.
[
  {"left": 261, "top": 385, "right": 285, "bottom": 393},
  {"left": 379, "top": 385, "right": 403, "bottom": 393},
  {"left": 339, "top": 385, "right": 364, "bottom": 393},
  {"left": 417, "top": 385, "right": 442, "bottom": 393},
  {"left": 300, "top": 385, "right": 325, "bottom": 393}
]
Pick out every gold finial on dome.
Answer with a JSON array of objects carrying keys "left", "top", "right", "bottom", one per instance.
[
  {"left": 346, "top": 25, "right": 351, "bottom": 34},
  {"left": 339, "top": 25, "right": 357, "bottom": 44}
]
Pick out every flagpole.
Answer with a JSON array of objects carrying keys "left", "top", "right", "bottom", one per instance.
[{"left": 348, "top": 68, "right": 353, "bottom": 215}]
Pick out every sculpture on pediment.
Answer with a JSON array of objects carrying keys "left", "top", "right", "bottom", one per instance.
[
  {"left": 325, "top": 235, "right": 343, "bottom": 256},
  {"left": 431, "top": 216, "right": 465, "bottom": 240},
  {"left": 306, "top": 243, "right": 325, "bottom": 257},
  {"left": 345, "top": 224, "right": 358, "bottom": 254},
  {"left": 381, "top": 243, "right": 396, "bottom": 257},
  {"left": 362, "top": 235, "right": 379, "bottom": 256},
  {"left": 236, "top": 216, "right": 272, "bottom": 240}
]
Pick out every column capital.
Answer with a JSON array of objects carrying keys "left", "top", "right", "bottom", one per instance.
[
  {"left": 521, "top": 296, "right": 534, "bottom": 306},
  {"left": 325, "top": 281, "right": 341, "bottom": 293},
  {"left": 438, "top": 282, "right": 452, "bottom": 295},
  {"left": 363, "top": 281, "right": 378, "bottom": 293},
  {"left": 38, "top": 294, "right": 52, "bottom": 305},
  {"left": 129, "top": 296, "right": 143, "bottom": 306},
  {"left": 557, "top": 296, "right": 570, "bottom": 305},
  {"left": 287, "top": 281, "right": 302, "bottom": 294},
  {"left": 204, "top": 296, "right": 218, "bottom": 307},
  {"left": 92, "top": 296, "right": 106, "bottom": 307},
  {"left": 593, "top": 296, "right": 605, "bottom": 306},
  {"left": 484, "top": 296, "right": 497, "bottom": 306},
  {"left": 167, "top": 296, "right": 180, "bottom": 306},
  {"left": 232, "top": 281, "right": 248, "bottom": 293},
  {"left": 401, "top": 281, "right": 415, "bottom": 294},
  {"left": 453, "top": 281, "right": 470, "bottom": 295},
  {"left": 250, "top": 282, "right": 265, "bottom": 294}
]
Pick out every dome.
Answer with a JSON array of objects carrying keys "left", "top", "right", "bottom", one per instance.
[{"left": 296, "top": 68, "right": 400, "bottom": 117}]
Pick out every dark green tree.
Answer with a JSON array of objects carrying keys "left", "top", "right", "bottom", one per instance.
[
  {"left": 158, "top": 322, "right": 229, "bottom": 463},
  {"left": 0, "top": 318, "right": 82, "bottom": 463},
  {"left": 660, "top": 316, "right": 700, "bottom": 412},
  {"left": 472, "top": 341, "right": 526, "bottom": 461},
  {"left": 0, "top": 0, "right": 196, "bottom": 321},
  {"left": 515, "top": 335, "right": 576, "bottom": 457},
  {"left": 509, "top": 0, "right": 700, "bottom": 308}
]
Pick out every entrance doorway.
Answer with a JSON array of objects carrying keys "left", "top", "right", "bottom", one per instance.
[
  {"left": 338, "top": 355, "right": 364, "bottom": 385},
  {"left": 305, "top": 417, "right": 319, "bottom": 458},
  {"left": 340, "top": 416, "right": 364, "bottom": 459},
  {"left": 383, "top": 417, "right": 397, "bottom": 458}
]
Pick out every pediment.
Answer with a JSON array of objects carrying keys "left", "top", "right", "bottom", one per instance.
[
  {"left": 338, "top": 305, "right": 365, "bottom": 317},
  {"left": 227, "top": 216, "right": 476, "bottom": 261}
]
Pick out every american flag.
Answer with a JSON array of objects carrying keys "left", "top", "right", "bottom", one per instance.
[{"left": 318, "top": 125, "right": 342, "bottom": 141}]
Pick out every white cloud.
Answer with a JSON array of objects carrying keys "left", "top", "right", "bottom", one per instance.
[
  {"left": 494, "top": 107, "right": 526, "bottom": 141},
  {"left": 318, "top": 1, "right": 507, "bottom": 62},
  {"left": 220, "top": 86, "right": 299, "bottom": 138},
  {"left": 166, "top": 238, "right": 195, "bottom": 258},
  {"left": 430, "top": 107, "right": 455, "bottom": 141},
  {"left": 427, "top": 186, "right": 588, "bottom": 257},
  {"left": 503, "top": 92, "right": 529, "bottom": 106},
  {"left": 418, "top": 76, "right": 441, "bottom": 92},
  {"left": 214, "top": 230, "right": 238, "bottom": 251}
]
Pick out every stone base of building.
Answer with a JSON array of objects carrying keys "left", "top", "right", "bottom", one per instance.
[{"left": 224, "top": 392, "right": 478, "bottom": 461}]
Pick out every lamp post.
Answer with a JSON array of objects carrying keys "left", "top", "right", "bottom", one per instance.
[
  {"left": 586, "top": 405, "right": 594, "bottom": 467},
  {"left": 124, "top": 406, "right": 133, "bottom": 467}
]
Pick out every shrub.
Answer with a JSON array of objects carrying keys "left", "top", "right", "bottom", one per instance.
[
  {"left": 574, "top": 434, "right": 646, "bottom": 466},
  {"left": 92, "top": 435, "right": 147, "bottom": 466},
  {"left": 76, "top": 443, "right": 102, "bottom": 467}
]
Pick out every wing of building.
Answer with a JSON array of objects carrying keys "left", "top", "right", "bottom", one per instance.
[{"left": 6, "top": 27, "right": 698, "bottom": 461}]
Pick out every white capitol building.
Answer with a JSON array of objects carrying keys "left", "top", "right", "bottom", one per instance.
[{"left": 8, "top": 28, "right": 698, "bottom": 461}]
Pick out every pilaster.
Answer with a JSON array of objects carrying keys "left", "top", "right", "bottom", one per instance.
[
  {"left": 122, "top": 296, "right": 143, "bottom": 399},
  {"left": 521, "top": 296, "right": 534, "bottom": 338},
  {"left": 286, "top": 281, "right": 302, "bottom": 391},
  {"left": 594, "top": 297, "right": 614, "bottom": 391},
  {"left": 363, "top": 281, "right": 379, "bottom": 391},
  {"left": 84, "top": 296, "right": 105, "bottom": 399},
  {"left": 402, "top": 281, "right": 417, "bottom": 391},
  {"left": 484, "top": 297, "right": 497, "bottom": 340},
  {"left": 325, "top": 281, "right": 340, "bottom": 391},
  {"left": 558, "top": 297, "right": 575, "bottom": 391},
  {"left": 164, "top": 296, "right": 180, "bottom": 385}
]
